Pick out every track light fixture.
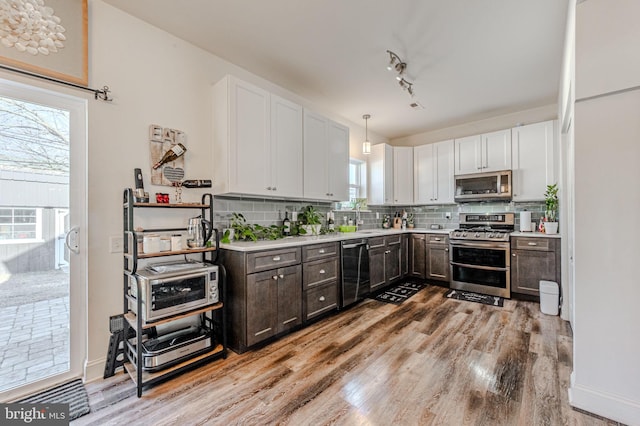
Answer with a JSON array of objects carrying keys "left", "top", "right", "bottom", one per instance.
[
  {"left": 398, "top": 78, "right": 414, "bottom": 96},
  {"left": 386, "top": 50, "right": 415, "bottom": 98},
  {"left": 386, "top": 50, "right": 406, "bottom": 75},
  {"left": 362, "top": 114, "right": 371, "bottom": 155}
]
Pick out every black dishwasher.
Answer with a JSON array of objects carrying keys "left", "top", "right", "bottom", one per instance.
[{"left": 340, "top": 239, "right": 370, "bottom": 308}]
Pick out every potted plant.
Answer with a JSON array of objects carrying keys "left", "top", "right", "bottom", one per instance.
[
  {"left": 299, "top": 205, "right": 322, "bottom": 236},
  {"left": 544, "top": 183, "right": 559, "bottom": 234},
  {"left": 407, "top": 213, "right": 415, "bottom": 229}
]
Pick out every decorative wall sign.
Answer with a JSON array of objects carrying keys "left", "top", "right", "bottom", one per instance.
[
  {"left": 149, "top": 124, "right": 186, "bottom": 186},
  {"left": 0, "top": 0, "right": 88, "bottom": 86}
]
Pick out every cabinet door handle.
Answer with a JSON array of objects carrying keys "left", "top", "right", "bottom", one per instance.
[
  {"left": 272, "top": 187, "right": 277, "bottom": 191},
  {"left": 527, "top": 242, "right": 538, "bottom": 246},
  {"left": 434, "top": 238, "right": 441, "bottom": 241},
  {"left": 272, "top": 275, "right": 278, "bottom": 280},
  {"left": 267, "top": 186, "right": 272, "bottom": 190},
  {"left": 272, "top": 256, "right": 281, "bottom": 261},
  {"left": 319, "top": 269, "right": 326, "bottom": 274},
  {"left": 319, "top": 296, "right": 326, "bottom": 302},
  {"left": 279, "top": 274, "right": 284, "bottom": 279},
  {"left": 512, "top": 253, "right": 517, "bottom": 257},
  {"left": 319, "top": 249, "right": 325, "bottom": 254},
  {"left": 385, "top": 250, "right": 391, "bottom": 254},
  {"left": 445, "top": 248, "right": 449, "bottom": 252}
]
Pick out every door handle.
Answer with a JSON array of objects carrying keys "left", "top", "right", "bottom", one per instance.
[
  {"left": 272, "top": 256, "right": 281, "bottom": 261},
  {"left": 319, "top": 269, "right": 325, "bottom": 274},
  {"left": 65, "top": 226, "right": 79, "bottom": 254},
  {"left": 279, "top": 274, "right": 284, "bottom": 279}
]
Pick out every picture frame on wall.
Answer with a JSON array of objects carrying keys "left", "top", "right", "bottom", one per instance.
[{"left": 0, "top": 0, "right": 88, "bottom": 86}]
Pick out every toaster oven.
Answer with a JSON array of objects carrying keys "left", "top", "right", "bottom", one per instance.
[{"left": 128, "top": 261, "right": 219, "bottom": 323}]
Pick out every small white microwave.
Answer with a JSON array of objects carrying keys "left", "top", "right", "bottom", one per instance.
[
  {"left": 454, "top": 170, "right": 512, "bottom": 203},
  {"left": 129, "top": 262, "right": 219, "bottom": 323}
]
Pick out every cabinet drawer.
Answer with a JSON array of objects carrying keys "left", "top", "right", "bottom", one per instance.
[
  {"left": 303, "top": 258, "right": 338, "bottom": 289},
  {"left": 385, "top": 234, "right": 402, "bottom": 246},
  {"left": 304, "top": 281, "right": 338, "bottom": 321},
  {"left": 246, "top": 247, "right": 301, "bottom": 274},
  {"left": 367, "top": 236, "right": 385, "bottom": 249},
  {"left": 512, "top": 237, "right": 552, "bottom": 251},
  {"left": 426, "top": 233, "right": 448, "bottom": 245},
  {"left": 302, "top": 242, "right": 339, "bottom": 262}
]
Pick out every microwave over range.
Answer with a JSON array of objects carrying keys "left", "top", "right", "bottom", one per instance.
[
  {"left": 454, "top": 170, "right": 512, "bottom": 203},
  {"left": 129, "top": 261, "right": 219, "bottom": 323}
]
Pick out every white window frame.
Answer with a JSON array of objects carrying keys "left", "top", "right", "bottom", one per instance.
[{"left": 0, "top": 207, "right": 43, "bottom": 243}]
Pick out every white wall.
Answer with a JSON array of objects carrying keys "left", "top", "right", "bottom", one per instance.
[
  {"left": 570, "top": 1, "right": 640, "bottom": 424},
  {"left": 390, "top": 104, "right": 557, "bottom": 146}
]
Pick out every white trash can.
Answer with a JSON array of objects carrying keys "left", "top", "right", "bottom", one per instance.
[{"left": 540, "top": 280, "right": 559, "bottom": 315}]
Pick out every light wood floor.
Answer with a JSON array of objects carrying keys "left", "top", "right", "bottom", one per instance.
[{"left": 75, "top": 285, "right": 620, "bottom": 426}]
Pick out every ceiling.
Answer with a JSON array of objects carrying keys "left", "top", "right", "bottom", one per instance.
[{"left": 102, "top": 0, "right": 568, "bottom": 140}]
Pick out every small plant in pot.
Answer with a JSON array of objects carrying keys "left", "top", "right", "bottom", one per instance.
[
  {"left": 299, "top": 205, "right": 322, "bottom": 236},
  {"left": 407, "top": 213, "right": 415, "bottom": 229},
  {"left": 544, "top": 183, "right": 559, "bottom": 234}
]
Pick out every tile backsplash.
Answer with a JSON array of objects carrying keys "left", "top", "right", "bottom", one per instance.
[{"left": 212, "top": 196, "right": 546, "bottom": 232}]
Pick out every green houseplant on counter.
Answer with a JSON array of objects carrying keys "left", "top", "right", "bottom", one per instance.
[
  {"left": 544, "top": 183, "right": 559, "bottom": 234},
  {"left": 221, "top": 212, "right": 283, "bottom": 242},
  {"left": 299, "top": 205, "right": 322, "bottom": 236}
]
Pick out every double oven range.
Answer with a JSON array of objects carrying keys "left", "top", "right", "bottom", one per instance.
[{"left": 449, "top": 213, "right": 514, "bottom": 298}]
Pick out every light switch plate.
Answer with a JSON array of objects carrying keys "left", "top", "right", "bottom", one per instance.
[{"left": 109, "top": 236, "right": 123, "bottom": 253}]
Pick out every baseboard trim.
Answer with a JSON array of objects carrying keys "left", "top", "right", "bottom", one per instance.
[
  {"left": 569, "top": 374, "right": 640, "bottom": 425},
  {"left": 84, "top": 357, "right": 106, "bottom": 383}
]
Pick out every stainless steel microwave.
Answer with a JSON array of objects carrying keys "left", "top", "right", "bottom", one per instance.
[
  {"left": 454, "top": 170, "right": 512, "bottom": 203},
  {"left": 129, "top": 262, "right": 219, "bottom": 323}
]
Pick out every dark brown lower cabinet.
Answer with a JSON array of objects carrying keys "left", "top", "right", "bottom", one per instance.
[
  {"left": 369, "top": 234, "right": 402, "bottom": 292},
  {"left": 246, "top": 265, "right": 302, "bottom": 347},
  {"left": 425, "top": 233, "right": 450, "bottom": 282},
  {"left": 511, "top": 236, "right": 560, "bottom": 297},
  {"left": 302, "top": 242, "right": 339, "bottom": 322},
  {"left": 409, "top": 234, "right": 427, "bottom": 279}
]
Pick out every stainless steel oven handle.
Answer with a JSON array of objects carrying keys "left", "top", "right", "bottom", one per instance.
[
  {"left": 450, "top": 261, "right": 509, "bottom": 272},
  {"left": 449, "top": 241, "right": 509, "bottom": 250},
  {"left": 342, "top": 242, "right": 366, "bottom": 249},
  {"left": 148, "top": 270, "right": 208, "bottom": 285}
]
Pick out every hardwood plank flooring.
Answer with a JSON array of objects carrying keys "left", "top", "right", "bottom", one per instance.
[{"left": 75, "top": 285, "right": 621, "bottom": 426}]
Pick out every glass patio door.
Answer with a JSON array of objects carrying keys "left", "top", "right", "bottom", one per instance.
[{"left": 0, "top": 79, "right": 87, "bottom": 401}]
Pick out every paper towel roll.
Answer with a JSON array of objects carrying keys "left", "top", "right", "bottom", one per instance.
[{"left": 520, "top": 211, "right": 532, "bottom": 232}]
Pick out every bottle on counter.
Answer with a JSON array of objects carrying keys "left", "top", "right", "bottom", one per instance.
[
  {"left": 153, "top": 143, "right": 187, "bottom": 169},
  {"left": 283, "top": 211, "right": 291, "bottom": 236},
  {"left": 328, "top": 212, "right": 335, "bottom": 231}
]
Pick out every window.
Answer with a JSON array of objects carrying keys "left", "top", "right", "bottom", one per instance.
[
  {"left": 0, "top": 207, "right": 42, "bottom": 242},
  {"left": 337, "top": 159, "right": 367, "bottom": 210}
]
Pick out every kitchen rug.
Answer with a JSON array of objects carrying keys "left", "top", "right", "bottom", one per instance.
[
  {"left": 17, "top": 378, "right": 90, "bottom": 420},
  {"left": 372, "top": 282, "right": 427, "bottom": 305},
  {"left": 444, "top": 289, "right": 504, "bottom": 307}
]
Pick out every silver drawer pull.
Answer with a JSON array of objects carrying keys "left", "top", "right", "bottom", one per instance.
[
  {"left": 272, "top": 256, "right": 281, "bottom": 261},
  {"left": 434, "top": 238, "right": 441, "bottom": 241},
  {"left": 319, "top": 269, "right": 326, "bottom": 274},
  {"left": 319, "top": 296, "right": 325, "bottom": 302},
  {"left": 279, "top": 274, "right": 284, "bottom": 279},
  {"left": 527, "top": 242, "right": 538, "bottom": 246},
  {"left": 272, "top": 275, "right": 278, "bottom": 280},
  {"left": 319, "top": 249, "right": 325, "bottom": 254}
]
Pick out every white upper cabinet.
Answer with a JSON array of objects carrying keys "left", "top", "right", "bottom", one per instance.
[
  {"left": 454, "top": 129, "right": 511, "bottom": 174},
  {"left": 414, "top": 140, "right": 455, "bottom": 204},
  {"left": 271, "top": 95, "right": 303, "bottom": 198},
  {"left": 212, "top": 75, "right": 303, "bottom": 198},
  {"left": 368, "top": 143, "right": 393, "bottom": 205},
  {"left": 511, "top": 120, "right": 557, "bottom": 201},
  {"left": 393, "top": 147, "right": 414, "bottom": 205},
  {"left": 303, "top": 110, "right": 349, "bottom": 201}
]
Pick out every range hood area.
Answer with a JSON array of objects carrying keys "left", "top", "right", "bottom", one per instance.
[{"left": 454, "top": 170, "right": 512, "bottom": 203}]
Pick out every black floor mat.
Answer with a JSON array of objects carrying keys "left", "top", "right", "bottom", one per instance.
[
  {"left": 372, "top": 282, "right": 428, "bottom": 305},
  {"left": 444, "top": 289, "right": 504, "bottom": 307}
]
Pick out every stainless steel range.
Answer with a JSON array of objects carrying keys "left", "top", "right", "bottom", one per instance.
[{"left": 449, "top": 213, "right": 514, "bottom": 298}]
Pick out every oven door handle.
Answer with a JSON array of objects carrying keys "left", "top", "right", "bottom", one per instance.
[
  {"left": 450, "top": 261, "right": 509, "bottom": 272},
  {"left": 449, "top": 241, "right": 509, "bottom": 249}
]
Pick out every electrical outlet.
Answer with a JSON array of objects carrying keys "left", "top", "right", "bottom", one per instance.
[
  {"left": 109, "top": 236, "right": 123, "bottom": 253},
  {"left": 376, "top": 212, "right": 380, "bottom": 219},
  {"left": 445, "top": 212, "right": 452, "bottom": 220}
]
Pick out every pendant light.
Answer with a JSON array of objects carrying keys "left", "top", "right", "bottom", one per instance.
[{"left": 362, "top": 114, "right": 371, "bottom": 155}]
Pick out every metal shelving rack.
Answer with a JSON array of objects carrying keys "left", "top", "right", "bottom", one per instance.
[{"left": 122, "top": 188, "right": 227, "bottom": 397}]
